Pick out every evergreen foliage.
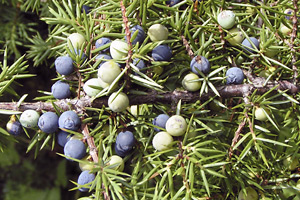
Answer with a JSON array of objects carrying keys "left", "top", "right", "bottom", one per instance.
[{"left": 0, "top": 0, "right": 300, "bottom": 199}]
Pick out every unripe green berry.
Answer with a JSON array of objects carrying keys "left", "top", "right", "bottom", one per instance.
[
  {"left": 217, "top": 10, "right": 236, "bottom": 30},
  {"left": 279, "top": 23, "right": 292, "bottom": 35},
  {"left": 108, "top": 155, "right": 124, "bottom": 171},
  {"left": 182, "top": 73, "right": 201, "bottom": 92},
  {"left": 166, "top": 115, "right": 187, "bottom": 136},
  {"left": 20, "top": 110, "right": 40, "bottom": 128},
  {"left": 68, "top": 33, "right": 85, "bottom": 49},
  {"left": 98, "top": 61, "right": 121, "bottom": 84},
  {"left": 254, "top": 107, "right": 268, "bottom": 121},
  {"left": 283, "top": 156, "right": 299, "bottom": 171},
  {"left": 83, "top": 78, "right": 102, "bottom": 97},
  {"left": 227, "top": 28, "right": 244, "bottom": 46},
  {"left": 108, "top": 92, "right": 129, "bottom": 112},
  {"left": 110, "top": 39, "right": 129, "bottom": 60},
  {"left": 238, "top": 187, "right": 258, "bottom": 200},
  {"left": 148, "top": 24, "right": 168, "bottom": 42},
  {"left": 152, "top": 131, "right": 173, "bottom": 151}
]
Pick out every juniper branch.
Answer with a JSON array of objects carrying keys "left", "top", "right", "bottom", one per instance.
[{"left": 0, "top": 80, "right": 298, "bottom": 112}]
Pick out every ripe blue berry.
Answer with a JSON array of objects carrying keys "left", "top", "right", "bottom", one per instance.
[
  {"left": 6, "top": 120, "right": 23, "bottom": 136},
  {"left": 133, "top": 58, "right": 146, "bottom": 73},
  {"left": 125, "top": 25, "right": 146, "bottom": 45},
  {"left": 153, "top": 114, "right": 170, "bottom": 132},
  {"left": 82, "top": 5, "right": 91, "bottom": 14},
  {"left": 57, "top": 130, "right": 72, "bottom": 147},
  {"left": 95, "top": 37, "right": 111, "bottom": 53},
  {"left": 152, "top": 45, "right": 172, "bottom": 61},
  {"left": 64, "top": 139, "right": 86, "bottom": 160},
  {"left": 20, "top": 110, "right": 40, "bottom": 128},
  {"left": 167, "top": 0, "right": 180, "bottom": 6},
  {"left": 55, "top": 56, "right": 74, "bottom": 75},
  {"left": 38, "top": 112, "right": 59, "bottom": 134},
  {"left": 96, "top": 54, "right": 112, "bottom": 68},
  {"left": 226, "top": 67, "right": 244, "bottom": 84},
  {"left": 51, "top": 80, "right": 71, "bottom": 99},
  {"left": 77, "top": 170, "right": 95, "bottom": 192},
  {"left": 190, "top": 56, "right": 210, "bottom": 75},
  {"left": 58, "top": 110, "right": 81, "bottom": 131},
  {"left": 115, "top": 131, "right": 135, "bottom": 157},
  {"left": 242, "top": 37, "right": 259, "bottom": 54}
]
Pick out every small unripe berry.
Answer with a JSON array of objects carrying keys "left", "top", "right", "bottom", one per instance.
[
  {"left": 238, "top": 187, "right": 258, "bottom": 200},
  {"left": 108, "top": 155, "right": 124, "bottom": 171},
  {"left": 254, "top": 107, "right": 268, "bottom": 121},
  {"left": 148, "top": 24, "right": 168, "bottom": 42},
  {"left": 283, "top": 156, "right": 299, "bottom": 171},
  {"left": 226, "top": 28, "right": 244, "bottom": 46},
  {"left": 217, "top": 10, "right": 236, "bottom": 29},
  {"left": 166, "top": 115, "right": 187, "bottom": 136},
  {"left": 110, "top": 39, "right": 129, "bottom": 60},
  {"left": 108, "top": 92, "right": 129, "bottom": 112},
  {"left": 97, "top": 61, "right": 121, "bottom": 84},
  {"left": 182, "top": 73, "right": 201, "bottom": 92},
  {"left": 20, "top": 110, "right": 40, "bottom": 129},
  {"left": 68, "top": 33, "right": 85, "bottom": 49},
  {"left": 152, "top": 131, "right": 173, "bottom": 151},
  {"left": 83, "top": 78, "right": 102, "bottom": 97}
]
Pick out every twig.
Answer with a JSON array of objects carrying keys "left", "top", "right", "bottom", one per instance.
[
  {"left": 228, "top": 119, "right": 246, "bottom": 159},
  {"left": 181, "top": 35, "right": 194, "bottom": 59},
  {"left": 120, "top": 1, "right": 133, "bottom": 91},
  {"left": 82, "top": 123, "right": 98, "bottom": 163},
  {"left": 0, "top": 80, "right": 298, "bottom": 112}
]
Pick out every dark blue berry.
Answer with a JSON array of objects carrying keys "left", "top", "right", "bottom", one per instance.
[
  {"left": 115, "top": 131, "right": 135, "bottom": 157},
  {"left": 55, "top": 56, "right": 74, "bottom": 75},
  {"left": 152, "top": 45, "right": 172, "bottom": 61},
  {"left": 242, "top": 37, "right": 259, "bottom": 54},
  {"left": 153, "top": 114, "right": 170, "bottom": 132},
  {"left": 58, "top": 110, "right": 81, "bottom": 131},
  {"left": 226, "top": 67, "right": 244, "bottom": 84},
  {"left": 125, "top": 25, "right": 146, "bottom": 45},
  {"left": 57, "top": 130, "right": 72, "bottom": 147},
  {"left": 64, "top": 139, "right": 86, "bottom": 160},
  {"left": 38, "top": 112, "right": 59, "bottom": 134},
  {"left": 95, "top": 37, "right": 111, "bottom": 53},
  {"left": 51, "top": 81, "right": 71, "bottom": 99},
  {"left": 77, "top": 170, "right": 95, "bottom": 192},
  {"left": 96, "top": 54, "right": 112, "bottom": 68},
  {"left": 6, "top": 121, "right": 23, "bottom": 136},
  {"left": 190, "top": 56, "right": 210, "bottom": 75}
]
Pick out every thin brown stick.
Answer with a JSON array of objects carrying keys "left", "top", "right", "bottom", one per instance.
[
  {"left": 82, "top": 123, "right": 98, "bottom": 163},
  {"left": 228, "top": 119, "right": 246, "bottom": 159},
  {"left": 0, "top": 80, "right": 298, "bottom": 112},
  {"left": 181, "top": 35, "right": 194, "bottom": 59}
]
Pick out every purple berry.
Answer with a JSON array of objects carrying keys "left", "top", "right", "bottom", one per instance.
[
  {"left": 152, "top": 45, "right": 172, "bottom": 61},
  {"left": 64, "top": 139, "right": 86, "bottom": 160},
  {"left": 190, "top": 56, "right": 210, "bottom": 75},
  {"left": 82, "top": 5, "right": 91, "bottom": 14},
  {"left": 58, "top": 110, "right": 81, "bottom": 131},
  {"left": 38, "top": 112, "right": 59, "bottom": 134},
  {"left": 125, "top": 25, "right": 146, "bottom": 45},
  {"left": 133, "top": 58, "right": 146, "bottom": 74},
  {"left": 95, "top": 37, "right": 111, "bottom": 53},
  {"left": 115, "top": 131, "right": 135, "bottom": 157},
  {"left": 242, "top": 37, "right": 259, "bottom": 54},
  {"left": 6, "top": 120, "right": 23, "bottom": 136},
  {"left": 226, "top": 67, "right": 244, "bottom": 84},
  {"left": 57, "top": 131, "right": 72, "bottom": 147},
  {"left": 77, "top": 170, "right": 95, "bottom": 192},
  {"left": 55, "top": 56, "right": 74, "bottom": 75},
  {"left": 96, "top": 54, "right": 112, "bottom": 68},
  {"left": 51, "top": 81, "right": 71, "bottom": 99},
  {"left": 153, "top": 114, "right": 170, "bottom": 132}
]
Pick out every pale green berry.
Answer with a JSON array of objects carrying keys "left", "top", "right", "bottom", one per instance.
[
  {"left": 20, "top": 110, "right": 40, "bottom": 128},
  {"left": 182, "top": 73, "right": 201, "bottom": 92},
  {"left": 152, "top": 66, "right": 163, "bottom": 75},
  {"left": 217, "top": 10, "right": 236, "bottom": 29},
  {"left": 254, "top": 107, "right": 268, "bottom": 121},
  {"left": 98, "top": 77, "right": 110, "bottom": 88},
  {"left": 83, "top": 78, "right": 102, "bottom": 97},
  {"left": 98, "top": 61, "right": 121, "bottom": 84},
  {"left": 79, "top": 157, "right": 95, "bottom": 171},
  {"left": 130, "top": 105, "right": 139, "bottom": 117},
  {"left": 238, "top": 187, "right": 258, "bottom": 200},
  {"left": 68, "top": 33, "right": 85, "bottom": 49},
  {"left": 166, "top": 115, "right": 187, "bottom": 136},
  {"left": 283, "top": 156, "right": 299, "bottom": 171},
  {"left": 148, "top": 24, "right": 168, "bottom": 42},
  {"left": 108, "top": 92, "right": 129, "bottom": 112},
  {"left": 152, "top": 131, "right": 173, "bottom": 151},
  {"left": 108, "top": 155, "right": 124, "bottom": 171},
  {"left": 279, "top": 23, "right": 292, "bottom": 35},
  {"left": 110, "top": 39, "right": 129, "bottom": 60},
  {"left": 227, "top": 28, "right": 244, "bottom": 46}
]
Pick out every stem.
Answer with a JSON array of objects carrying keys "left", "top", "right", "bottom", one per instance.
[{"left": 0, "top": 80, "right": 298, "bottom": 112}]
